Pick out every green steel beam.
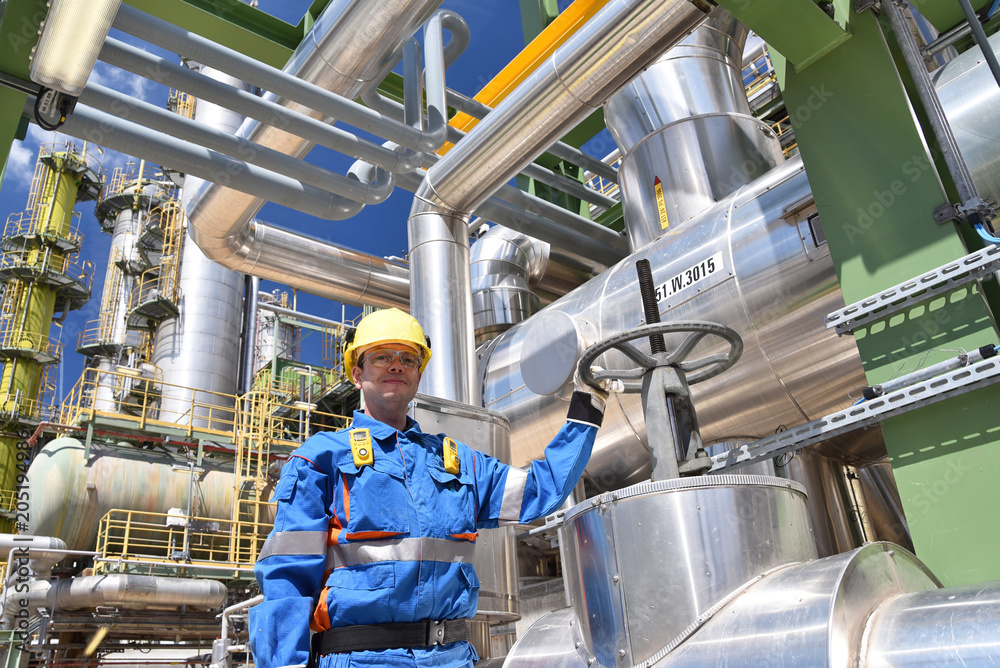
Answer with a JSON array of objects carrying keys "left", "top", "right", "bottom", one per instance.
[
  {"left": 123, "top": 0, "right": 304, "bottom": 69},
  {"left": 772, "top": 3, "right": 1000, "bottom": 586},
  {"left": 715, "top": 0, "right": 849, "bottom": 69}
]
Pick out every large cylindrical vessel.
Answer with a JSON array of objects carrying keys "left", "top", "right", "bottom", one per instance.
[{"left": 25, "top": 437, "right": 234, "bottom": 550}]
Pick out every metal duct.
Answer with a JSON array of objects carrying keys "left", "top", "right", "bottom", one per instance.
[
  {"left": 410, "top": 0, "right": 713, "bottom": 402},
  {"left": 604, "top": 10, "right": 783, "bottom": 250},
  {"left": 470, "top": 227, "right": 543, "bottom": 343},
  {"left": 153, "top": 66, "right": 246, "bottom": 428},
  {"left": 470, "top": 227, "right": 609, "bottom": 344},
  {"left": 4, "top": 574, "right": 227, "bottom": 616}
]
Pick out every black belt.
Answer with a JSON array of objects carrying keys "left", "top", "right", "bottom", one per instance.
[{"left": 312, "top": 620, "right": 469, "bottom": 655}]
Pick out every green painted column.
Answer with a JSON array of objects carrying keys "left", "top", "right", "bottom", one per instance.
[{"left": 771, "top": 4, "right": 1000, "bottom": 586}]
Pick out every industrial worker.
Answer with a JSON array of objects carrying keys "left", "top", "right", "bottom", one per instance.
[{"left": 250, "top": 308, "right": 608, "bottom": 668}]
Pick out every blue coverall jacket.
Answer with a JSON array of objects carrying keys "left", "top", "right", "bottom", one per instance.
[{"left": 250, "top": 392, "right": 603, "bottom": 668}]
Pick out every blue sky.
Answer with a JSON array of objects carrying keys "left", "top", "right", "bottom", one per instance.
[{"left": 0, "top": 0, "right": 547, "bottom": 397}]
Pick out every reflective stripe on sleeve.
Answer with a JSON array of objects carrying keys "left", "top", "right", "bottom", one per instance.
[
  {"left": 257, "top": 530, "right": 329, "bottom": 560},
  {"left": 326, "top": 536, "right": 477, "bottom": 569},
  {"left": 499, "top": 466, "right": 529, "bottom": 525}
]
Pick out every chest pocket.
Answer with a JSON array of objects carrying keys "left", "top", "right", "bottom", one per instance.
[
  {"left": 335, "top": 451, "right": 410, "bottom": 539},
  {"left": 426, "top": 451, "right": 478, "bottom": 538}
]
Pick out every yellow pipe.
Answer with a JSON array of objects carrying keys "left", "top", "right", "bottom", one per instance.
[{"left": 439, "top": 0, "right": 610, "bottom": 154}]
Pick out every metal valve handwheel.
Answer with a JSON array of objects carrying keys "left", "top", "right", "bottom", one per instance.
[{"left": 578, "top": 321, "right": 743, "bottom": 391}]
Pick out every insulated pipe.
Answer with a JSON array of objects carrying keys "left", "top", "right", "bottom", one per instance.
[
  {"left": 80, "top": 82, "right": 394, "bottom": 204},
  {"left": 47, "top": 101, "right": 367, "bottom": 220},
  {"left": 111, "top": 4, "right": 449, "bottom": 155},
  {"left": 0, "top": 535, "right": 68, "bottom": 575},
  {"left": 5, "top": 575, "right": 228, "bottom": 615},
  {"left": 115, "top": 0, "right": 445, "bottom": 300},
  {"left": 470, "top": 226, "right": 544, "bottom": 342},
  {"left": 445, "top": 88, "right": 619, "bottom": 184},
  {"left": 114, "top": 2, "right": 623, "bottom": 265},
  {"left": 409, "top": 0, "right": 713, "bottom": 401},
  {"left": 98, "top": 39, "right": 418, "bottom": 176}
]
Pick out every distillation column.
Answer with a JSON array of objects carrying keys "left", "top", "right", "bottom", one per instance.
[
  {"left": 153, "top": 72, "right": 245, "bottom": 430},
  {"left": 80, "top": 160, "right": 181, "bottom": 410},
  {"left": 0, "top": 142, "right": 101, "bottom": 526}
]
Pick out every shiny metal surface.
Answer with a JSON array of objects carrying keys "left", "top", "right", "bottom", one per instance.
[
  {"left": 254, "top": 297, "right": 296, "bottom": 374},
  {"left": 411, "top": 0, "right": 711, "bottom": 402},
  {"left": 933, "top": 29, "right": 1000, "bottom": 202},
  {"left": 175, "top": 0, "right": 442, "bottom": 303},
  {"left": 503, "top": 607, "right": 588, "bottom": 668},
  {"left": 0, "top": 534, "right": 68, "bottom": 574},
  {"left": 657, "top": 543, "right": 940, "bottom": 667},
  {"left": 857, "top": 459, "right": 913, "bottom": 551},
  {"left": 25, "top": 438, "right": 234, "bottom": 551},
  {"left": 560, "top": 475, "right": 816, "bottom": 666},
  {"left": 863, "top": 580, "right": 1000, "bottom": 666},
  {"left": 153, "top": 68, "right": 245, "bottom": 427},
  {"left": 6, "top": 574, "right": 227, "bottom": 615},
  {"left": 470, "top": 226, "right": 543, "bottom": 342},
  {"left": 409, "top": 395, "right": 518, "bottom": 661},
  {"left": 481, "top": 158, "right": 871, "bottom": 490},
  {"left": 775, "top": 450, "right": 859, "bottom": 557},
  {"left": 422, "top": 0, "right": 711, "bottom": 214},
  {"left": 408, "top": 210, "right": 477, "bottom": 403},
  {"left": 605, "top": 10, "right": 782, "bottom": 250}
]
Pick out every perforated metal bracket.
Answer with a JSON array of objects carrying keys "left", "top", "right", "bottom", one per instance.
[
  {"left": 825, "top": 245, "right": 1000, "bottom": 334},
  {"left": 711, "top": 355, "right": 1000, "bottom": 471}
]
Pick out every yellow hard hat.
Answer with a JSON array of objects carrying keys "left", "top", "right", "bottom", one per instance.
[{"left": 343, "top": 308, "right": 432, "bottom": 377}]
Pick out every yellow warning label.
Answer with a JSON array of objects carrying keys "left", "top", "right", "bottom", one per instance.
[{"left": 654, "top": 176, "right": 669, "bottom": 230}]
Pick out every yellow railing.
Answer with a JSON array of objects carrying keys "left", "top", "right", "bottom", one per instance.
[
  {"left": 2, "top": 210, "right": 84, "bottom": 250},
  {"left": 584, "top": 153, "right": 622, "bottom": 203},
  {"left": 743, "top": 50, "right": 776, "bottom": 99},
  {"left": 101, "top": 164, "right": 177, "bottom": 204},
  {"left": 0, "top": 489, "right": 18, "bottom": 514},
  {"left": 168, "top": 89, "right": 195, "bottom": 120},
  {"left": 770, "top": 115, "right": 799, "bottom": 157},
  {"left": 0, "top": 318, "right": 63, "bottom": 359},
  {"left": 95, "top": 508, "right": 268, "bottom": 574},
  {"left": 0, "top": 249, "right": 93, "bottom": 287},
  {"left": 60, "top": 367, "right": 239, "bottom": 440}
]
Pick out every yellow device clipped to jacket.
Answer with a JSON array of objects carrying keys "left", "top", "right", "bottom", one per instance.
[
  {"left": 443, "top": 437, "right": 461, "bottom": 475},
  {"left": 349, "top": 428, "right": 374, "bottom": 468}
]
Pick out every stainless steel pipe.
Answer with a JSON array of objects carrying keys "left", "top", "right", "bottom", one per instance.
[{"left": 410, "top": 0, "right": 713, "bottom": 401}]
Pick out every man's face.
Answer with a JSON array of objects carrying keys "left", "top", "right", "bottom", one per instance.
[{"left": 351, "top": 344, "right": 423, "bottom": 416}]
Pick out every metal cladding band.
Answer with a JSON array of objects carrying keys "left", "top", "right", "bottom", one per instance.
[
  {"left": 409, "top": 0, "right": 713, "bottom": 401},
  {"left": 324, "top": 537, "right": 478, "bottom": 569},
  {"left": 604, "top": 9, "right": 782, "bottom": 249}
]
